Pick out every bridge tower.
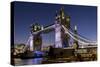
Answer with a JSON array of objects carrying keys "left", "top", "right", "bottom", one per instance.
[
  {"left": 56, "top": 7, "right": 70, "bottom": 47},
  {"left": 30, "top": 23, "right": 42, "bottom": 51}
]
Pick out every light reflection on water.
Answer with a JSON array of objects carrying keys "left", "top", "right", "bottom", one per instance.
[{"left": 15, "top": 58, "right": 43, "bottom": 66}]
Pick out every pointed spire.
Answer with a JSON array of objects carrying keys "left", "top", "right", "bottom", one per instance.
[
  {"left": 74, "top": 25, "right": 77, "bottom": 31},
  {"left": 60, "top": 6, "right": 65, "bottom": 19},
  {"left": 61, "top": 6, "right": 64, "bottom": 11}
]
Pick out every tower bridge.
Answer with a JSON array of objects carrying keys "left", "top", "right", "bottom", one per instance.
[{"left": 24, "top": 7, "right": 97, "bottom": 52}]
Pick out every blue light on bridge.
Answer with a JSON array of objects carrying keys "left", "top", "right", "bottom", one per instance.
[
  {"left": 34, "top": 51, "right": 44, "bottom": 57},
  {"left": 34, "top": 51, "right": 44, "bottom": 55}
]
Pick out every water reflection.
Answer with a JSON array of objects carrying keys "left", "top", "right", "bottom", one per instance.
[
  {"left": 15, "top": 58, "right": 43, "bottom": 66},
  {"left": 32, "top": 58, "right": 43, "bottom": 64}
]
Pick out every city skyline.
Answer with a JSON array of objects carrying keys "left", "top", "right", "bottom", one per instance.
[{"left": 14, "top": 1, "right": 97, "bottom": 46}]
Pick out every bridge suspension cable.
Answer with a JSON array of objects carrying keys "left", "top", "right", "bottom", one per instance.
[
  {"left": 62, "top": 25, "right": 97, "bottom": 45},
  {"left": 21, "top": 34, "right": 33, "bottom": 53},
  {"left": 70, "top": 26, "right": 93, "bottom": 42},
  {"left": 69, "top": 27, "right": 96, "bottom": 43}
]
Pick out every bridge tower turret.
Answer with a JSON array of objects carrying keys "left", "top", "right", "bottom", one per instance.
[{"left": 58, "top": 7, "right": 71, "bottom": 47}]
